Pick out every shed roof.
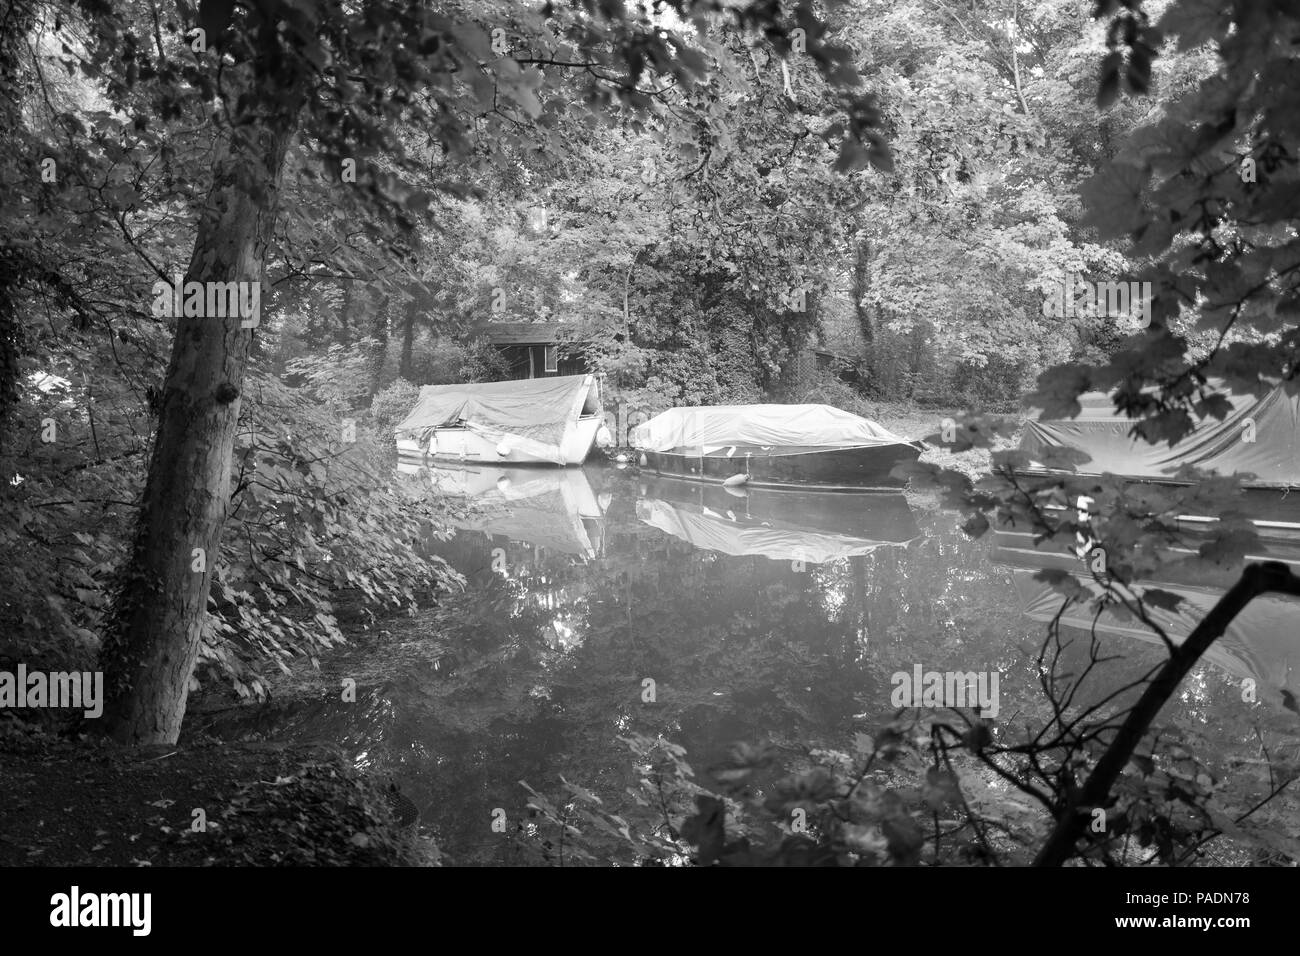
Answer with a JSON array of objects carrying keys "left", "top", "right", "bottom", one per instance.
[{"left": 478, "top": 321, "right": 584, "bottom": 345}]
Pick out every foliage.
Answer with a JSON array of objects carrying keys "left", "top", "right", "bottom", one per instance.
[
  {"left": 422, "top": 338, "right": 512, "bottom": 387},
  {"left": 367, "top": 379, "right": 421, "bottom": 440},
  {"left": 0, "top": 360, "right": 464, "bottom": 700},
  {"left": 188, "top": 759, "right": 437, "bottom": 866},
  {"left": 203, "top": 372, "right": 464, "bottom": 698}
]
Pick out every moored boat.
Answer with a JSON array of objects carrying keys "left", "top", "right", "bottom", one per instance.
[
  {"left": 631, "top": 404, "right": 924, "bottom": 490},
  {"left": 1014, "top": 380, "right": 1300, "bottom": 527},
  {"left": 394, "top": 374, "right": 609, "bottom": 465}
]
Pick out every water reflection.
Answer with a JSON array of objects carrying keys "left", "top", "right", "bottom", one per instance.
[
  {"left": 990, "top": 528, "right": 1300, "bottom": 710},
  {"left": 397, "top": 461, "right": 610, "bottom": 558},
  {"left": 192, "top": 463, "right": 1300, "bottom": 864},
  {"left": 636, "top": 476, "right": 919, "bottom": 562}
]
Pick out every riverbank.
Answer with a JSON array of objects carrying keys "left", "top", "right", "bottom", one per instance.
[
  {"left": 0, "top": 722, "right": 434, "bottom": 866},
  {"left": 854, "top": 401, "right": 1023, "bottom": 483}
]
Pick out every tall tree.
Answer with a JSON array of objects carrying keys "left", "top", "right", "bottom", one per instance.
[{"left": 98, "top": 5, "right": 311, "bottom": 741}]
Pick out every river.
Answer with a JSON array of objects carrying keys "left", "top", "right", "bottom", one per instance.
[{"left": 191, "top": 462, "right": 1300, "bottom": 864}]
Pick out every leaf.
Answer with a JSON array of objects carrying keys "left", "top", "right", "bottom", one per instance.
[
  {"left": 1140, "top": 588, "right": 1183, "bottom": 612},
  {"left": 1080, "top": 162, "right": 1149, "bottom": 238},
  {"left": 922, "top": 768, "right": 960, "bottom": 811},
  {"left": 560, "top": 775, "right": 602, "bottom": 805},
  {"left": 1160, "top": 0, "right": 1232, "bottom": 52},
  {"left": 963, "top": 721, "right": 992, "bottom": 752},
  {"left": 1097, "top": 52, "right": 1123, "bottom": 110},
  {"left": 1197, "top": 528, "right": 1256, "bottom": 566},
  {"left": 680, "top": 795, "right": 726, "bottom": 865},
  {"left": 832, "top": 138, "right": 869, "bottom": 174},
  {"left": 881, "top": 814, "right": 923, "bottom": 864},
  {"left": 1033, "top": 568, "right": 1089, "bottom": 603}
]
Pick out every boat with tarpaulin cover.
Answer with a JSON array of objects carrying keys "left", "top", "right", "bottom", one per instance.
[
  {"left": 1016, "top": 380, "right": 1300, "bottom": 527},
  {"left": 631, "top": 404, "right": 924, "bottom": 490},
  {"left": 395, "top": 374, "right": 607, "bottom": 465}
]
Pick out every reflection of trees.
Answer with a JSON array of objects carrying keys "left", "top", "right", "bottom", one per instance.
[
  {"left": 197, "top": 489, "right": 1296, "bottom": 864},
  {"left": 395, "top": 495, "right": 1058, "bottom": 862}
]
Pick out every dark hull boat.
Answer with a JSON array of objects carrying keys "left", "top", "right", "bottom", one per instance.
[
  {"left": 632, "top": 404, "right": 924, "bottom": 491},
  {"left": 640, "top": 442, "right": 923, "bottom": 490},
  {"left": 1009, "top": 470, "right": 1300, "bottom": 528},
  {"left": 990, "top": 524, "right": 1300, "bottom": 582}
]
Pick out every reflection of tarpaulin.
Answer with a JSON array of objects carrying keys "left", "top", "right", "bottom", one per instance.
[
  {"left": 459, "top": 488, "right": 590, "bottom": 556},
  {"left": 419, "top": 465, "right": 602, "bottom": 557},
  {"left": 631, "top": 403, "right": 910, "bottom": 452},
  {"left": 395, "top": 375, "right": 591, "bottom": 459},
  {"left": 636, "top": 498, "right": 901, "bottom": 563},
  {"left": 1012, "top": 571, "right": 1300, "bottom": 707},
  {"left": 1020, "top": 381, "right": 1300, "bottom": 487}
]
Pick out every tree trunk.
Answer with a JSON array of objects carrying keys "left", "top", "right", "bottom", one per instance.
[
  {"left": 853, "top": 237, "right": 874, "bottom": 349},
  {"left": 399, "top": 294, "right": 417, "bottom": 380},
  {"left": 338, "top": 278, "right": 354, "bottom": 341},
  {"left": 370, "top": 292, "right": 391, "bottom": 397},
  {"left": 99, "top": 119, "right": 298, "bottom": 745}
]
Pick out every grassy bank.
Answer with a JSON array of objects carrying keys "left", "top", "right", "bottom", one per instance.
[{"left": 866, "top": 402, "right": 1025, "bottom": 483}]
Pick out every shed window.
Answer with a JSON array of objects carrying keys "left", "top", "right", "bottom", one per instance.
[{"left": 543, "top": 345, "right": 559, "bottom": 373}]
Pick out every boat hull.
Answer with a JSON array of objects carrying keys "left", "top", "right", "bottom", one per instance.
[
  {"left": 1010, "top": 468, "right": 1300, "bottom": 530},
  {"left": 991, "top": 525, "right": 1300, "bottom": 582},
  {"left": 640, "top": 442, "right": 923, "bottom": 490}
]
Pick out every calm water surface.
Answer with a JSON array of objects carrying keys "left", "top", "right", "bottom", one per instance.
[{"left": 193, "top": 463, "right": 1300, "bottom": 863}]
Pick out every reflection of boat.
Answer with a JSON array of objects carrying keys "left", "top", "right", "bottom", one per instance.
[
  {"left": 398, "top": 461, "right": 607, "bottom": 556},
  {"left": 395, "top": 375, "right": 608, "bottom": 465},
  {"left": 631, "top": 404, "right": 923, "bottom": 490},
  {"left": 636, "top": 475, "right": 919, "bottom": 563},
  {"left": 991, "top": 529, "right": 1300, "bottom": 709},
  {"left": 1015, "top": 381, "right": 1300, "bottom": 526}
]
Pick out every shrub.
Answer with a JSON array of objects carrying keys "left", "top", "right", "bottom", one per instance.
[{"left": 368, "top": 379, "right": 420, "bottom": 439}]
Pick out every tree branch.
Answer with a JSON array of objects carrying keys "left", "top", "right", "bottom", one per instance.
[{"left": 1033, "top": 560, "right": 1300, "bottom": 866}]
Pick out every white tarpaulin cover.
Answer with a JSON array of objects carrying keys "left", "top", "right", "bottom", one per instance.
[
  {"left": 1020, "top": 382, "right": 1300, "bottom": 487},
  {"left": 631, "top": 404, "right": 910, "bottom": 453},
  {"left": 395, "top": 375, "right": 592, "bottom": 462}
]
